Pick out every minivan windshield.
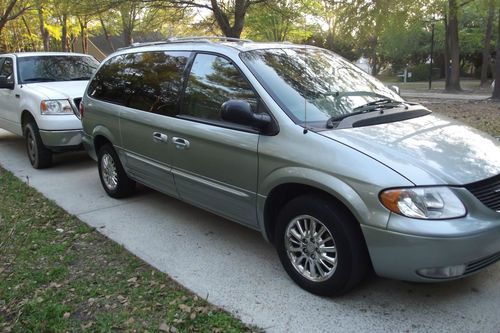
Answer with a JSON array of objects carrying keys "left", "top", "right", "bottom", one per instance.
[
  {"left": 18, "top": 55, "right": 99, "bottom": 84},
  {"left": 240, "top": 47, "right": 404, "bottom": 127}
]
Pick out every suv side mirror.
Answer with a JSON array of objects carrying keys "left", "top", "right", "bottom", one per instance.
[
  {"left": 0, "top": 75, "right": 14, "bottom": 90},
  {"left": 221, "top": 100, "right": 272, "bottom": 132}
]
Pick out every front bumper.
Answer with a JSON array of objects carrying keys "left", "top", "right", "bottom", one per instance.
[
  {"left": 362, "top": 221, "right": 500, "bottom": 282},
  {"left": 39, "top": 129, "right": 82, "bottom": 149}
]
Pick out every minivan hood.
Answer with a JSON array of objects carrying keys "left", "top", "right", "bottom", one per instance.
[
  {"left": 320, "top": 113, "right": 500, "bottom": 185},
  {"left": 22, "top": 81, "right": 88, "bottom": 100}
]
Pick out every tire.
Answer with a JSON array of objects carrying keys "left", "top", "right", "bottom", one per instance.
[
  {"left": 275, "top": 194, "right": 369, "bottom": 296},
  {"left": 24, "top": 122, "right": 52, "bottom": 169},
  {"left": 97, "top": 144, "right": 136, "bottom": 198}
]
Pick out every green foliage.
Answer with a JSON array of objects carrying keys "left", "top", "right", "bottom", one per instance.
[{"left": 0, "top": 0, "right": 497, "bottom": 80}]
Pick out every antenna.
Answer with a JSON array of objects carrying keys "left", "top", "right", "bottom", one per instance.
[{"left": 303, "top": 20, "right": 308, "bottom": 134}]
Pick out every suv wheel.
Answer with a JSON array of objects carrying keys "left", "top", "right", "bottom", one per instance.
[
  {"left": 97, "top": 144, "right": 135, "bottom": 198},
  {"left": 24, "top": 122, "right": 52, "bottom": 169},
  {"left": 275, "top": 194, "right": 369, "bottom": 296}
]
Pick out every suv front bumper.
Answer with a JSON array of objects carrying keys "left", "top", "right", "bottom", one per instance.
[
  {"left": 362, "top": 221, "right": 500, "bottom": 282},
  {"left": 39, "top": 129, "right": 83, "bottom": 150}
]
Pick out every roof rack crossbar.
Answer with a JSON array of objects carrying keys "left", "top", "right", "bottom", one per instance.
[
  {"left": 167, "top": 36, "right": 253, "bottom": 43},
  {"left": 117, "top": 36, "right": 253, "bottom": 51}
]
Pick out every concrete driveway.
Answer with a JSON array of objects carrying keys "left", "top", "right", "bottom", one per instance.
[{"left": 1, "top": 128, "right": 499, "bottom": 333}]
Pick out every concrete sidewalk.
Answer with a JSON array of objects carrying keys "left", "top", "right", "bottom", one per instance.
[
  {"left": 402, "top": 91, "right": 491, "bottom": 101},
  {"left": 1, "top": 129, "right": 500, "bottom": 333}
]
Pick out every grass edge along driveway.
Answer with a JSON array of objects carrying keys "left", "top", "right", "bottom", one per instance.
[{"left": 0, "top": 167, "right": 260, "bottom": 333}]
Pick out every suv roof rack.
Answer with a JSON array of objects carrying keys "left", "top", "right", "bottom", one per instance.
[{"left": 118, "top": 36, "right": 253, "bottom": 51}]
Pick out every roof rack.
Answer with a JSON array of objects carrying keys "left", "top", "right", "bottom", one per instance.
[
  {"left": 167, "top": 36, "right": 253, "bottom": 43},
  {"left": 118, "top": 36, "right": 253, "bottom": 51}
]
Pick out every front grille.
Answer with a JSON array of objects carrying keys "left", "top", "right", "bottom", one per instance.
[
  {"left": 73, "top": 98, "right": 82, "bottom": 109},
  {"left": 464, "top": 174, "right": 500, "bottom": 212},
  {"left": 464, "top": 251, "right": 500, "bottom": 275}
]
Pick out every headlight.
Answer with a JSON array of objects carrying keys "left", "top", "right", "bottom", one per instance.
[
  {"left": 40, "top": 100, "right": 74, "bottom": 115},
  {"left": 380, "top": 187, "right": 466, "bottom": 219}
]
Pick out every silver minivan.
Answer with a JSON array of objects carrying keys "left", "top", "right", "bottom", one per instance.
[{"left": 81, "top": 37, "right": 500, "bottom": 296}]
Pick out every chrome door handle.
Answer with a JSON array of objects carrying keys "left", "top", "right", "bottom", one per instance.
[
  {"left": 172, "top": 137, "right": 190, "bottom": 150},
  {"left": 152, "top": 132, "right": 168, "bottom": 143}
]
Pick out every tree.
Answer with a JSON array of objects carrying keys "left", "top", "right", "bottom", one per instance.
[
  {"left": 492, "top": 8, "right": 500, "bottom": 98},
  {"left": 120, "top": 1, "right": 141, "bottom": 45},
  {"left": 445, "top": 0, "right": 462, "bottom": 91},
  {"left": 480, "top": 0, "right": 495, "bottom": 87},
  {"left": 151, "top": 0, "right": 267, "bottom": 38},
  {"left": 245, "top": 0, "right": 318, "bottom": 42},
  {"left": 0, "top": 0, "right": 31, "bottom": 38}
]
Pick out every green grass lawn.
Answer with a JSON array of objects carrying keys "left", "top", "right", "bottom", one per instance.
[{"left": 0, "top": 169, "right": 259, "bottom": 333}]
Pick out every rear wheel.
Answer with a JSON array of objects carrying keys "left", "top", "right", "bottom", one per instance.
[
  {"left": 275, "top": 194, "right": 369, "bottom": 296},
  {"left": 24, "top": 122, "right": 52, "bottom": 169},
  {"left": 97, "top": 144, "right": 135, "bottom": 198}
]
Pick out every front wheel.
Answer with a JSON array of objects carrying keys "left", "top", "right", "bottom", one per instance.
[
  {"left": 275, "top": 194, "right": 369, "bottom": 296},
  {"left": 97, "top": 144, "right": 136, "bottom": 198},
  {"left": 24, "top": 122, "right": 52, "bottom": 169}
]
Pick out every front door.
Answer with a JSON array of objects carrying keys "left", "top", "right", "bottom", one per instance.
[{"left": 170, "top": 53, "right": 260, "bottom": 227}]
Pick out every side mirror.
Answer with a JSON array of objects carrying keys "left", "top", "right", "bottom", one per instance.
[
  {"left": 220, "top": 100, "right": 272, "bottom": 131},
  {"left": 388, "top": 85, "right": 400, "bottom": 95},
  {"left": 0, "top": 75, "right": 14, "bottom": 90}
]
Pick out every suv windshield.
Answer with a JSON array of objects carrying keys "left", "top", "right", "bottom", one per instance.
[
  {"left": 18, "top": 55, "right": 99, "bottom": 84},
  {"left": 240, "top": 47, "right": 404, "bottom": 127}
]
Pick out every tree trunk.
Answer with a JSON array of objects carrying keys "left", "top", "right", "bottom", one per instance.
[
  {"left": 444, "top": 15, "right": 450, "bottom": 87},
  {"left": 445, "top": 0, "right": 461, "bottom": 92},
  {"left": 21, "top": 16, "right": 36, "bottom": 51},
  {"left": 123, "top": 28, "right": 133, "bottom": 46},
  {"left": 79, "top": 19, "right": 88, "bottom": 54},
  {"left": 99, "top": 14, "right": 114, "bottom": 52},
  {"left": 492, "top": 9, "right": 500, "bottom": 99},
  {"left": 61, "top": 14, "right": 68, "bottom": 52},
  {"left": 211, "top": 0, "right": 246, "bottom": 38},
  {"left": 37, "top": 3, "right": 49, "bottom": 51},
  {"left": 480, "top": 0, "right": 494, "bottom": 87}
]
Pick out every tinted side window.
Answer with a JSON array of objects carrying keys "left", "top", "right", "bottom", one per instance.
[
  {"left": 88, "top": 54, "right": 133, "bottom": 105},
  {"left": 127, "top": 51, "right": 189, "bottom": 115},
  {"left": 0, "top": 58, "right": 14, "bottom": 83},
  {"left": 181, "top": 54, "right": 257, "bottom": 122}
]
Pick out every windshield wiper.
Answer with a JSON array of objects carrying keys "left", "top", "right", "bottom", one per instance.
[
  {"left": 68, "top": 76, "right": 91, "bottom": 81},
  {"left": 23, "top": 77, "right": 57, "bottom": 82},
  {"left": 326, "top": 99, "right": 407, "bottom": 129},
  {"left": 353, "top": 97, "right": 404, "bottom": 110}
]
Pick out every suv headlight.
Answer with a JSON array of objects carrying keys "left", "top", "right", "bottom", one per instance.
[
  {"left": 40, "top": 100, "right": 74, "bottom": 115},
  {"left": 380, "top": 187, "right": 466, "bottom": 219}
]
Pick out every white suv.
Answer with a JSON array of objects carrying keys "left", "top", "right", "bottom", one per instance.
[{"left": 0, "top": 52, "right": 99, "bottom": 168}]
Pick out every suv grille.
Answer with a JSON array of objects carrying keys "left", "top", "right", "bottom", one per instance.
[{"left": 464, "top": 174, "right": 500, "bottom": 212}]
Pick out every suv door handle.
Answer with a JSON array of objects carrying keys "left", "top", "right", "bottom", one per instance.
[
  {"left": 152, "top": 132, "right": 168, "bottom": 143},
  {"left": 172, "top": 137, "right": 190, "bottom": 150}
]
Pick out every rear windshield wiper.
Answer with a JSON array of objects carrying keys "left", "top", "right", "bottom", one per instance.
[
  {"left": 23, "top": 77, "right": 57, "bottom": 82},
  {"left": 326, "top": 99, "right": 407, "bottom": 129}
]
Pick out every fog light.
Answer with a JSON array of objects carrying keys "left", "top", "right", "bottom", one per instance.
[{"left": 417, "top": 264, "right": 466, "bottom": 279}]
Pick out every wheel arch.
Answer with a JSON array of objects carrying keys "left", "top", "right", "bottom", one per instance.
[
  {"left": 20, "top": 110, "right": 36, "bottom": 134},
  {"left": 259, "top": 168, "right": 373, "bottom": 244},
  {"left": 91, "top": 125, "right": 118, "bottom": 153}
]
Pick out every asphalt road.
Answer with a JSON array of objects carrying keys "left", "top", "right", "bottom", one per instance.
[{"left": 1, "top": 128, "right": 499, "bottom": 333}]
